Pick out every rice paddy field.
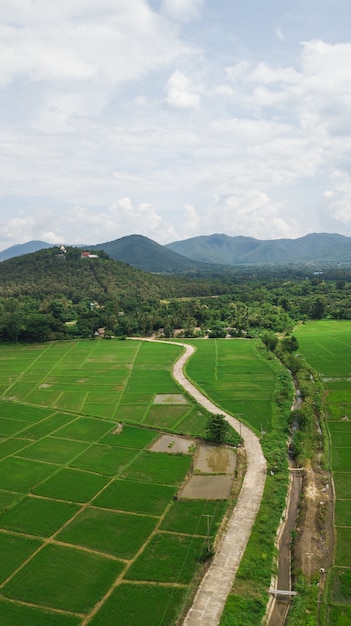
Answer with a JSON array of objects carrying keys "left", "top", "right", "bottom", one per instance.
[
  {"left": 184, "top": 338, "right": 277, "bottom": 434},
  {"left": 294, "top": 320, "right": 351, "bottom": 623},
  {"left": 0, "top": 339, "right": 227, "bottom": 626},
  {"left": 0, "top": 336, "right": 284, "bottom": 625}
]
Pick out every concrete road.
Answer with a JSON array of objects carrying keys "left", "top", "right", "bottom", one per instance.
[{"left": 170, "top": 342, "right": 267, "bottom": 626}]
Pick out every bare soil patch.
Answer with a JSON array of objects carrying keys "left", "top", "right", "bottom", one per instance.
[
  {"left": 179, "top": 475, "right": 234, "bottom": 499},
  {"left": 194, "top": 444, "right": 236, "bottom": 475},
  {"left": 150, "top": 434, "right": 196, "bottom": 454},
  {"left": 293, "top": 464, "right": 334, "bottom": 581},
  {"left": 153, "top": 394, "right": 188, "bottom": 405},
  {"left": 111, "top": 423, "right": 123, "bottom": 435}
]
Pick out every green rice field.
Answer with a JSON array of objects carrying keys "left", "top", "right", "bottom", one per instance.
[
  {"left": 185, "top": 338, "right": 278, "bottom": 434},
  {"left": 295, "top": 320, "right": 351, "bottom": 620},
  {"left": 0, "top": 338, "right": 229, "bottom": 625}
]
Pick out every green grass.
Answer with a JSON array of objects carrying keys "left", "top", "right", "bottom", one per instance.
[
  {"left": 0, "top": 533, "right": 42, "bottom": 584},
  {"left": 143, "top": 405, "right": 190, "bottom": 428},
  {"left": 0, "top": 438, "right": 34, "bottom": 459},
  {"left": 126, "top": 532, "right": 206, "bottom": 584},
  {"left": 0, "top": 418, "right": 32, "bottom": 436},
  {"left": 0, "top": 496, "right": 79, "bottom": 536},
  {"left": 88, "top": 583, "right": 187, "bottom": 626},
  {"left": 0, "top": 599, "right": 81, "bottom": 626},
  {"left": 335, "top": 500, "right": 351, "bottom": 526},
  {"left": 100, "top": 424, "right": 158, "bottom": 448},
  {"left": 53, "top": 417, "right": 114, "bottom": 441},
  {"left": 32, "top": 467, "right": 110, "bottom": 503},
  {"left": 92, "top": 479, "right": 176, "bottom": 515},
  {"left": 0, "top": 457, "right": 56, "bottom": 492},
  {"left": 16, "top": 437, "right": 89, "bottom": 464},
  {"left": 160, "top": 499, "right": 228, "bottom": 535},
  {"left": 330, "top": 568, "right": 351, "bottom": 604},
  {"left": 18, "top": 412, "right": 77, "bottom": 439},
  {"left": 120, "top": 450, "right": 192, "bottom": 485},
  {"left": 333, "top": 473, "right": 351, "bottom": 500},
  {"left": 328, "top": 605, "right": 351, "bottom": 625},
  {"left": 56, "top": 507, "right": 157, "bottom": 559},
  {"left": 69, "top": 444, "right": 138, "bottom": 475},
  {"left": 295, "top": 320, "right": 351, "bottom": 619},
  {"left": 335, "top": 527, "right": 351, "bottom": 567},
  {"left": 0, "top": 338, "right": 237, "bottom": 624},
  {"left": 0, "top": 490, "right": 21, "bottom": 512},
  {"left": 332, "top": 446, "right": 351, "bottom": 471},
  {"left": 185, "top": 339, "right": 277, "bottom": 434},
  {"left": 2, "top": 543, "right": 124, "bottom": 613}
]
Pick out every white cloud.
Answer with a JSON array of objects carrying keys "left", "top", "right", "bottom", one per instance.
[
  {"left": 200, "top": 192, "right": 300, "bottom": 240},
  {"left": 0, "top": 1, "right": 192, "bottom": 88},
  {"left": 275, "top": 28, "right": 285, "bottom": 42},
  {"left": 324, "top": 171, "right": 351, "bottom": 226},
  {"left": 160, "top": 0, "right": 204, "bottom": 22},
  {"left": 1, "top": 0, "right": 351, "bottom": 248},
  {"left": 164, "top": 70, "right": 201, "bottom": 109},
  {"left": 66, "top": 198, "right": 178, "bottom": 244}
]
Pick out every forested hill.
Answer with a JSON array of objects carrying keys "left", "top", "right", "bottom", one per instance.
[
  {"left": 3, "top": 232, "right": 351, "bottom": 269},
  {"left": 89, "top": 234, "right": 206, "bottom": 273},
  {"left": 1, "top": 245, "right": 351, "bottom": 343},
  {"left": 166, "top": 232, "right": 351, "bottom": 265},
  {"left": 0, "top": 246, "right": 220, "bottom": 303}
]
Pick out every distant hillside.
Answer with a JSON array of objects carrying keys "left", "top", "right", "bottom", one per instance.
[
  {"left": 0, "top": 240, "right": 55, "bottom": 261},
  {"left": 90, "top": 234, "right": 204, "bottom": 273},
  {"left": 166, "top": 233, "right": 351, "bottom": 265},
  {"left": 2, "top": 232, "right": 351, "bottom": 268},
  {"left": 0, "top": 235, "right": 206, "bottom": 274}
]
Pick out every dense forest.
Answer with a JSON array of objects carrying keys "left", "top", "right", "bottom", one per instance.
[{"left": 1, "top": 246, "right": 351, "bottom": 342}]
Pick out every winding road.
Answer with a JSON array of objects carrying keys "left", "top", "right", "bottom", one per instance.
[{"left": 157, "top": 340, "right": 267, "bottom": 625}]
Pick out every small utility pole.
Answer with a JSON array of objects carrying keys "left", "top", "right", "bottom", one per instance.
[{"left": 202, "top": 514, "right": 213, "bottom": 552}]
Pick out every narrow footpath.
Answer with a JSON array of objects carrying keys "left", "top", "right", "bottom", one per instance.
[{"left": 168, "top": 342, "right": 267, "bottom": 625}]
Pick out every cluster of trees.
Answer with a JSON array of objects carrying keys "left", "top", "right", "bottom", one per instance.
[{"left": 1, "top": 247, "right": 351, "bottom": 343}]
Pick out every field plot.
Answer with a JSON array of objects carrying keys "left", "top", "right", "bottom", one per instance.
[
  {"left": 88, "top": 583, "right": 187, "bottom": 626},
  {"left": 0, "top": 339, "right": 225, "bottom": 625},
  {"left": 185, "top": 338, "right": 277, "bottom": 433},
  {"left": 126, "top": 532, "right": 205, "bottom": 584},
  {"left": 295, "top": 320, "right": 351, "bottom": 619}
]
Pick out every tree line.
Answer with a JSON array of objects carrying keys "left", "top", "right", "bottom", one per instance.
[{"left": 1, "top": 247, "right": 351, "bottom": 342}]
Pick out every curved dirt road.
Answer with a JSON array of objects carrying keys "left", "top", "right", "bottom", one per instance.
[{"left": 164, "top": 341, "right": 267, "bottom": 625}]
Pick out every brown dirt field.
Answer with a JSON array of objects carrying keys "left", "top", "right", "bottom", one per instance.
[
  {"left": 194, "top": 444, "right": 236, "bottom": 475},
  {"left": 179, "top": 475, "right": 234, "bottom": 499},
  {"left": 293, "top": 464, "right": 334, "bottom": 581},
  {"left": 153, "top": 394, "right": 188, "bottom": 404},
  {"left": 149, "top": 434, "right": 196, "bottom": 454}
]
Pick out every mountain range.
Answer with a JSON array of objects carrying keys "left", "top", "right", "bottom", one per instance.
[{"left": 0, "top": 232, "right": 349, "bottom": 271}]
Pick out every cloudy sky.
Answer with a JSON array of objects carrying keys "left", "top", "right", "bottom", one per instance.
[{"left": 1, "top": 0, "right": 351, "bottom": 249}]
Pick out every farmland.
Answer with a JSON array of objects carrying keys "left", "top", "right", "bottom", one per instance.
[
  {"left": 184, "top": 338, "right": 277, "bottom": 434},
  {"left": 294, "top": 320, "right": 351, "bottom": 624},
  {"left": 182, "top": 338, "right": 292, "bottom": 625},
  {"left": 0, "top": 336, "right": 288, "bottom": 625},
  {"left": 0, "top": 338, "right": 239, "bottom": 625}
]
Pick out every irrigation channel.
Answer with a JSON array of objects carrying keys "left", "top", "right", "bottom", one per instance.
[
  {"left": 266, "top": 390, "right": 303, "bottom": 626},
  {"left": 266, "top": 463, "right": 302, "bottom": 626}
]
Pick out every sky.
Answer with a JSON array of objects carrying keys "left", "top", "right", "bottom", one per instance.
[{"left": 1, "top": 0, "right": 351, "bottom": 250}]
